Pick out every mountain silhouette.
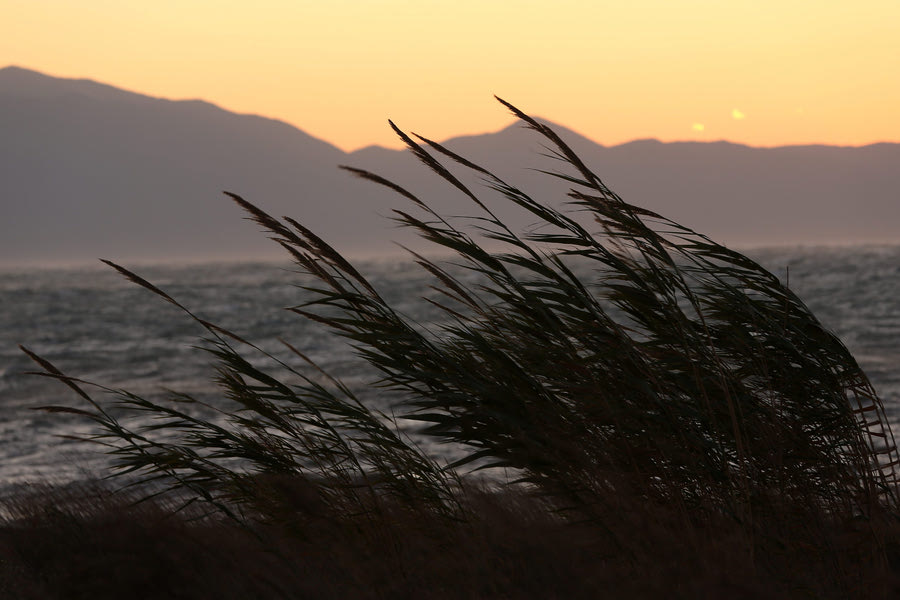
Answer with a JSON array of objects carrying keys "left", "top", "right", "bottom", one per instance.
[{"left": 2, "top": 66, "right": 898, "bottom": 266}]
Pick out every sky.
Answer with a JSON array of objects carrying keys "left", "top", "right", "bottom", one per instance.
[{"left": 3, "top": 0, "right": 900, "bottom": 151}]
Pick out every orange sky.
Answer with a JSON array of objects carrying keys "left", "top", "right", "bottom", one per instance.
[{"left": 3, "top": 0, "right": 899, "bottom": 151}]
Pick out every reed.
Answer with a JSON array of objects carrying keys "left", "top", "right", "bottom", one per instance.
[{"left": 11, "top": 99, "right": 900, "bottom": 598}]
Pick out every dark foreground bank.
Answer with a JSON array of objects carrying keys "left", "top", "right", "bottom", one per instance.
[{"left": 3, "top": 481, "right": 900, "bottom": 600}]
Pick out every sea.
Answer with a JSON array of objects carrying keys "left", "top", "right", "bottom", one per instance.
[{"left": 1, "top": 245, "right": 899, "bottom": 494}]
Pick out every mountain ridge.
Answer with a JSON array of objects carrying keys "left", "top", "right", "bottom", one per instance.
[
  {"left": 9, "top": 66, "right": 892, "bottom": 154},
  {"left": 2, "top": 66, "right": 898, "bottom": 266}
]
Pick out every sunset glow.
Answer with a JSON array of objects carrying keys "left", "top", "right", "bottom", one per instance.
[{"left": 3, "top": 0, "right": 899, "bottom": 150}]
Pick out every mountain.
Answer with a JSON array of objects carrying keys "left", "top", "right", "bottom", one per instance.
[
  {"left": 0, "top": 66, "right": 372, "bottom": 265},
  {"left": 2, "top": 66, "right": 898, "bottom": 266}
]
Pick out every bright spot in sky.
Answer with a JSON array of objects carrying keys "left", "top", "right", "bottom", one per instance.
[
  {"left": 692, "top": 123, "right": 705, "bottom": 132},
  {"left": 732, "top": 108, "right": 746, "bottom": 120}
]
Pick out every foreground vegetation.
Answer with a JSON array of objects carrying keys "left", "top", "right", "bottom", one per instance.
[{"left": 6, "top": 100, "right": 900, "bottom": 598}]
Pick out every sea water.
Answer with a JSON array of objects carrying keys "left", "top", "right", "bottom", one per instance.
[{"left": 1, "top": 246, "right": 898, "bottom": 492}]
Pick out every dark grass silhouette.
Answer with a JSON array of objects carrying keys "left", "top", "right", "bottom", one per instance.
[{"left": 7, "top": 99, "right": 900, "bottom": 598}]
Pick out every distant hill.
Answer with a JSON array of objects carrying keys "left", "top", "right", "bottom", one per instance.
[{"left": 2, "top": 66, "right": 898, "bottom": 266}]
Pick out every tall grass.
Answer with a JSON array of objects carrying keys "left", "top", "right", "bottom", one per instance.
[{"left": 12, "top": 98, "right": 900, "bottom": 597}]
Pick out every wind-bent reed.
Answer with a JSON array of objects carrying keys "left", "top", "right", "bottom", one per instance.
[{"left": 16, "top": 99, "right": 900, "bottom": 598}]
